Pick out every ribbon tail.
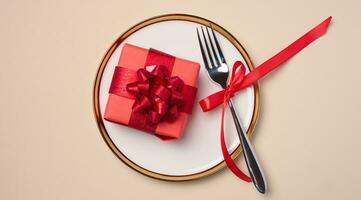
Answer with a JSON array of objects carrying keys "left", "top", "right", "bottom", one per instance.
[
  {"left": 240, "top": 16, "right": 332, "bottom": 88},
  {"left": 199, "top": 90, "right": 226, "bottom": 112},
  {"left": 220, "top": 103, "right": 252, "bottom": 182}
]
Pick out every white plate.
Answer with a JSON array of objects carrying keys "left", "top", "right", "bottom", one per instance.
[{"left": 94, "top": 14, "right": 259, "bottom": 181}]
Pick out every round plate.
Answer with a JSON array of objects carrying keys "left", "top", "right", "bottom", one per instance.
[{"left": 93, "top": 14, "right": 260, "bottom": 181}]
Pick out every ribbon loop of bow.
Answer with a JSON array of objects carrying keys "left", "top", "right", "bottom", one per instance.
[
  {"left": 199, "top": 60, "right": 256, "bottom": 113},
  {"left": 224, "top": 61, "right": 247, "bottom": 101},
  {"left": 126, "top": 65, "right": 185, "bottom": 125}
]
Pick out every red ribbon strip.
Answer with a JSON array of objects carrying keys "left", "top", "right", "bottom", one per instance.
[{"left": 200, "top": 17, "right": 332, "bottom": 182}]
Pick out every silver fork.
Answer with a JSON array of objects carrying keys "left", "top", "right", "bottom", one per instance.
[{"left": 197, "top": 25, "right": 266, "bottom": 194}]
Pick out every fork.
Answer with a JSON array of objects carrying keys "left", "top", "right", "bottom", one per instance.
[{"left": 197, "top": 25, "right": 266, "bottom": 194}]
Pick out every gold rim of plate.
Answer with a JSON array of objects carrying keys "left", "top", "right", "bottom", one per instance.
[{"left": 93, "top": 13, "right": 260, "bottom": 181}]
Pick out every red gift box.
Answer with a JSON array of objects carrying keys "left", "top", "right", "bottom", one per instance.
[{"left": 104, "top": 43, "right": 200, "bottom": 140}]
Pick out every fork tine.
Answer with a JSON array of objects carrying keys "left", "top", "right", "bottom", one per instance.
[
  {"left": 196, "top": 28, "right": 210, "bottom": 70},
  {"left": 201, "top": 27, "right": 215, "bottom": 67},
  {"left": 210, "top": 24, "right": 225, "bottom": 63},
  {"left": 206, "top": 27, "right": 220, "bottom": 66}
]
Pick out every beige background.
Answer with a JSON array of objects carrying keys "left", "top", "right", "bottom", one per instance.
[{"left": 1, "top": 0, "right": 361, "bottom": 199}]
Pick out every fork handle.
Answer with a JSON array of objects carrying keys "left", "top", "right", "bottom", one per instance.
[{"left": 228, "top": 98, "right": 267, "bottom": 194}]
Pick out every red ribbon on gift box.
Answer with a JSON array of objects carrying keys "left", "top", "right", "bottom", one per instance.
[
  {"left": 199, "top": 17, "right": 332, "bottom": 182},
  {"left": 126, "top": 65, "right": 186, "bottom": 125}
]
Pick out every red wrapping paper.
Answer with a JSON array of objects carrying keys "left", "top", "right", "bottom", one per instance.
[{"left": 104, "top": 43, "right": 200, "bottom": 140}]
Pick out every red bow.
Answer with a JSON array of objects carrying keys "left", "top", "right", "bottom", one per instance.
[
  {"left": 126, "top": 65, "right": 185, "bottom": 125},
  {"left": 199, "top": 17, "right": 332, "bottom": 182}
]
